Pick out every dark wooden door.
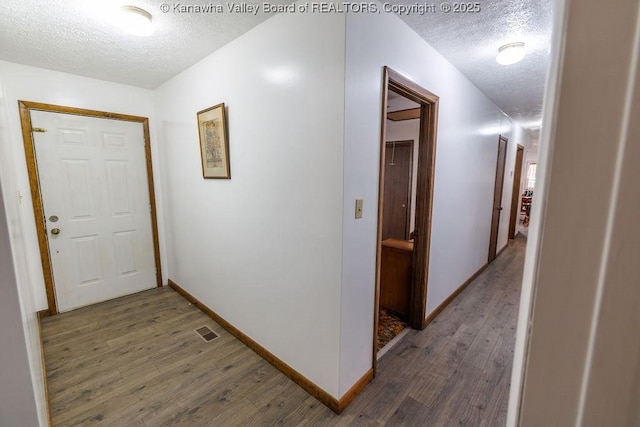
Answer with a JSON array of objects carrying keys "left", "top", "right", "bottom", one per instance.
[
  {"left": 382, "top": 141, "right": 413, "bottom": 241},
  {"left": 509, "top": 145, "right": 525, "bottom": 238},
  {"left": 488, "top": 136, "right": 508, "bottom": 262}
]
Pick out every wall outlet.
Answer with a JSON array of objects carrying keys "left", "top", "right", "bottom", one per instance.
[{"left": 355, "top": 199, "right": 363, "bottom": 219}]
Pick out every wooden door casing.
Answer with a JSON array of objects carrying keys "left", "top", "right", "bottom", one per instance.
[{"left": 373, "top": 67, "right": 440, "bottom": 374}]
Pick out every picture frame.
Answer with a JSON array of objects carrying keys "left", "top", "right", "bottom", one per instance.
[{"left": 197, "top": 103, "right": 230, "bottom": 179}]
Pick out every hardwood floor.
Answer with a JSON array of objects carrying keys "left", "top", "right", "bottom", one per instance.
[{"left": 41, "top": 236, "right": 525, "bottom": 426}]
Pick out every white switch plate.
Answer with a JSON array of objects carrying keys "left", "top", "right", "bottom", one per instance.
[{"left": 355, "top": 199, "right": 363, "bottom": 219}]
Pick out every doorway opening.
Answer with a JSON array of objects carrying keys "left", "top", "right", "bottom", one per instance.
[
  {"left": 509, "top": 144, "right": 525, "bottom": 239},
  {"left": 373, "top": 67, "right": 439, "bottom": 367},
  {"left": 19, "top": 101, "right": 162, "bottom": 315},
  {"left": 519, "top": 161, "right": 537, "bottom": 233}
]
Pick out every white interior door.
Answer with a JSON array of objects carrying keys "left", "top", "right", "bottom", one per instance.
[{"left": 31, "top": 111, "right": 157, "bottom": 312}]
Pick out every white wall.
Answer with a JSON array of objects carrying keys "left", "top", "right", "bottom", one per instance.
[
  {"left": 338, "top": 8, "right": 529, "bottom": 395},
  {"left": 386, "top": 118, "right": 420, "bottom": 143},
  {"left": 0, "top": 186, "right": 39, "bottom": 426},
  {"left": 153, "top": 11, "right": 346, "bottom": 398},
  {"left": 509, "top": 0, "right": 640, "bottom": 424},
  {"left": 0, "top": 61, "right": 163, "bottom": 425},
  {"left": 0, "top": 79, "right": 40, "bottom": 426}
]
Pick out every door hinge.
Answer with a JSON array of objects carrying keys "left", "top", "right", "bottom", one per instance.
[{"left": 32, "top": 127, "right": 47, "bottom": 133}]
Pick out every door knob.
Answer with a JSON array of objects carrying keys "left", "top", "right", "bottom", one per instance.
[{"left": 51, "top": 228, "right": 60, "bottom": 235}]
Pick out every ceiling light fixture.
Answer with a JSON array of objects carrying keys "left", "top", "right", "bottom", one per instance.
[
  {"left": 119, "top": 6, "right": 153, "bottom": 36},
  {"left": 496, "top": 42, "right": 526, "bottom": 65}
]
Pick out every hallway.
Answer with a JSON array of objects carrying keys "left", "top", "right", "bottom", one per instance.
[
  {"left": 41, "top": 237, "right": 525, "bottom": 425},
  {"left": 342, "top": 235, "right": 525, "bottom": 425}
]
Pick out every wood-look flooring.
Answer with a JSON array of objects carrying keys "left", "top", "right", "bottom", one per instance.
[{"left": 41, "top": 236, "right": 525, "bottom": 426}]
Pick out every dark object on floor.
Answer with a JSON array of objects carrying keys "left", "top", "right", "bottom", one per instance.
[{"left": 378, "top": 308, "right": 407, "bottom": 350}]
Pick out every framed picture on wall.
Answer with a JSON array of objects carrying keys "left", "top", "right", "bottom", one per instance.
[{"left": 197, "top": 103, "right": 230, "bottom": 179}]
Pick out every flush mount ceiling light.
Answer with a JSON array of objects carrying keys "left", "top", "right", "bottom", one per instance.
[
  {"left": 496, "top": 42, "right": 526, "bottom": 65},
  {"left": 119, "top": 6, "right": 153, "bottom": 36}
]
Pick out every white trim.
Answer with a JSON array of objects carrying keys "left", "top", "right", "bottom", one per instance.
[
  {"left": 377, "top": 328, "right": 411, "bottom": 360},
  {"left": 505, "top": 0, "right": 570, "bottom": 424},
  {"left": 575, "top": 5, "right": 640, "bottom": 425}
]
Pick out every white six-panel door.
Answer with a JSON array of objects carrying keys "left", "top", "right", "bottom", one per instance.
[{"left": 32, "top": 111, "right": 156, "bottom": 312}]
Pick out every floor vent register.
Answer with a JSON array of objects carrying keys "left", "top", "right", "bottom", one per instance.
[{"left": 194, "top": 326, "right": 219, "bottom": 342}]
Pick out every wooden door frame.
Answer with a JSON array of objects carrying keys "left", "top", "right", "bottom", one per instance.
[
  {"left": 509, "top": 144, "right": 525, "bottom": 239},
  {"left": 384, "top": 139, "right": 414, "bottom": 240},
  {"left": 373, "top": 67, "right": 439, "bottom": 371},
  {"left": 488, "top": 135, "right": 508, "bottom": 263},
  {"left": 18, "top": 101, "right": 163, "bottom": 315}
]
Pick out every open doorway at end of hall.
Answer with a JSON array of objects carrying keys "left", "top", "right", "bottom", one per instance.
[
  {"left": 374, "top": 68, "right": 438, "bottom": 363},
  {"left": 508, "top": 145, "right": 537, "bottom": 240}
]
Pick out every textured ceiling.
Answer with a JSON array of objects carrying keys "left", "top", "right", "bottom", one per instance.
[
  {"left": 395, "top": 0, "right": 553, "bottom": 128},
  {"left": 0, "top": 0, "right": 294, "bottom": 89},
  {"left": 0, "top": 0, "right": 552, "bottom": 128}
]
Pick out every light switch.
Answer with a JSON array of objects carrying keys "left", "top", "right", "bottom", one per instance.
[{"left": 355, "top": 199, "right": 363, "bottom": 219}]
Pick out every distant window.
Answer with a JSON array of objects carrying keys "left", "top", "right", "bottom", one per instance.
[{"left": 526, "top": 163, "right": 537, "bottom": 189}]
